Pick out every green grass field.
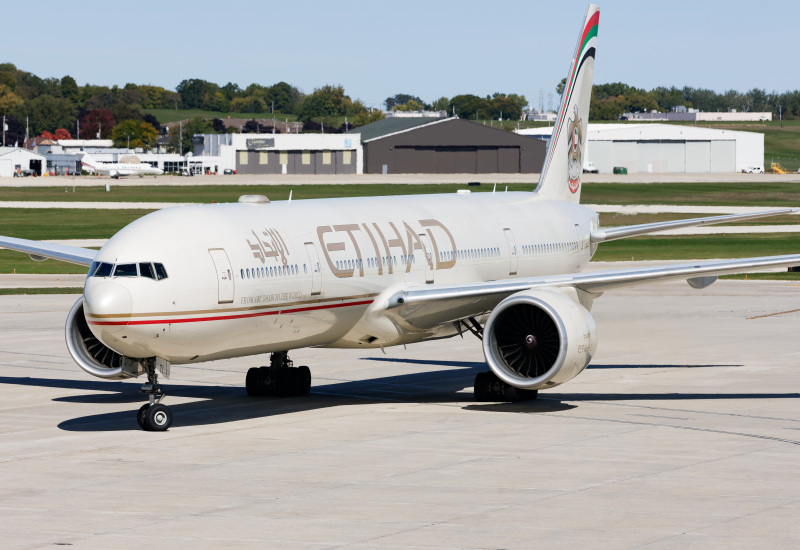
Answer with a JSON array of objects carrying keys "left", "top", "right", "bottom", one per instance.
[
  {"left": 3, "top": 181, "right": 800, "bottom": 206},
  {"left": 0, "top": 209, "right": 154, "bottom": 240},
  {"left": 0, "top": 287, "right": 83, "bottom": 295},
  {"left": 592, "top": 234, "right": 800, "bottom": 261}
]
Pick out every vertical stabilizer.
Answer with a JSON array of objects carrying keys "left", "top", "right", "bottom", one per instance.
[{"left": 535, "top": 5, "right": 599, "bottom": 203}]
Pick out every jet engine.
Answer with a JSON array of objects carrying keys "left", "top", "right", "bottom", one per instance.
[
  {"left": 482, "top": 288, "right": 597, "bottom": 390},
  {"left": 65, "top": 297, "right": 146, "bottom": 380}
]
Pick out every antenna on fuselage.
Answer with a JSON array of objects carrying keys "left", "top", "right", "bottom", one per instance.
[{"left": 288, "top": 190, "right": 292, "bottom": 204}]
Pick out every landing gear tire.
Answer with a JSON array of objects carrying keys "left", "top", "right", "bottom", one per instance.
[
  {"left": 146, "top": 403, "right": 172, "bottom": 431},
  {"left": 473, "top": 371, "right": 538, "bottom": 402},
  {"left": 246, "top": 367, "right": 263, "bottom": 397},
  {"left": 137, "top": 404, "right": 150, "bottom": 430},
  {"left": 245, "top": 353, "right": 311, "bottom": 398}
]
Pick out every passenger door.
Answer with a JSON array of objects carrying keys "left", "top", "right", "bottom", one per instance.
[
  {"left": 419, "top": 233, "right": 434, "bottom": 284},
  {"left": 503, "top": 228, "right": 518, "bottom": 275},
  {"left": 305, "top": 242, "right": 322, "bottom": 295},
  {"left": 208, "top": 248, "right": 234, "bottom": 303}
]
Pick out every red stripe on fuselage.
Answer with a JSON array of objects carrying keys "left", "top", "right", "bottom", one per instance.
[{"left": 88, "top": 299, "right": 375, "bottom": 326}]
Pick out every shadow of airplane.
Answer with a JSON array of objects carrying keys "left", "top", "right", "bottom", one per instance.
[{"left": 0, "top": 358, "right": 794, "bottom": 432}]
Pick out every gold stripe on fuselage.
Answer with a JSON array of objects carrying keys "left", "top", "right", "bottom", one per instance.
[{"left": 85, "top": 292, "right": 380, "bottom": 320}]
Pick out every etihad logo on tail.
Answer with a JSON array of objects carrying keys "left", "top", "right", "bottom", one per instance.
[{"left": 567, "top": 105, "right": 583, "bottom": 194}]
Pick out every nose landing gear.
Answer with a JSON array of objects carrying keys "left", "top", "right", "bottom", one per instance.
[
  {"left": 137, "top": 363, "right": 172, "bottom": 431},
  {"left": 246, "top": 351, "right": 311, "bottom": 397}
]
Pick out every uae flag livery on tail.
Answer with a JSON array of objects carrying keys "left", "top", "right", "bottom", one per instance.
[{"left": 535, "top": 5, "right": 599, "bottom": 203}]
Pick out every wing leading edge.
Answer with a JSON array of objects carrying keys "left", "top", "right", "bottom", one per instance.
[
  {"left": 0, "top": 235, "right": 96, "bottom": 266},
  {"left": 590, "top": 208, "right": 797, "bottom": 243},
  {"left": 384, "top": 254, "right": 800, "bottom": 329}
]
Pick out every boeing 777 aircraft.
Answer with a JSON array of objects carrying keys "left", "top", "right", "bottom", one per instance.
[
  {"left": 81, "top": 153, "right": 164, "bottom": 178},
  {"left": 2, "top": 5, "right": 798, "bottom": 431}
]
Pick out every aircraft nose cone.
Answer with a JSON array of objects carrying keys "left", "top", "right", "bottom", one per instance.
[{"left": 84, "top": 279, "right": 132, "bottom": 334}]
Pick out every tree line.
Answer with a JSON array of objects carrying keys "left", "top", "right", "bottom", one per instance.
[
  {"left": 589, "top": 82, "right": 800, "bottom": 120},
  {"left": 3, "top": 60, "right": 799, "bottom": 153}
]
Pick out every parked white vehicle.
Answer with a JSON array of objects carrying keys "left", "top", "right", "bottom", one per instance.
[
  {"left": 583, "top": 161, "right": 599, "bottom": 173},
  {"left": 745, "top": 166, "right": 764, "bottom": 174}
]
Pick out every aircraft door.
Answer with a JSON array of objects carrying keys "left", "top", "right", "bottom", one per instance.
[
  {"left": 503, "top": 228, "right": 518, "bottom": 275},
  {"left": 419, "top": 233, "right": 434, "bottom": 284},
  {"left": 208, "top": 248, "right": 234, "bottom": 303},
  {"left": 304, "top": 242, "right": 322, "bottom": 295}
]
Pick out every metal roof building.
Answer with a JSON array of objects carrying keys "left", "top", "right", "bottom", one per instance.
[
  {"left": 352, "top": 117, "right": 546, "bottom": 174},
  {"left": 0, "top": 147, "right": 46, "bottom": 177},
  {"left": 517, "top": 123, "right": 763, "bottom": 173}
]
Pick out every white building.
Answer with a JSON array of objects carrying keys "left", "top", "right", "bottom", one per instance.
[
  {"left": 516, "top": 123, "right": 763, "bottom": 174},
  {"left": 194, "top": 133, "right": 364, "bottom": 175},
  {"left": 0, "top": 147, "right": 47, "bottom": 177}
]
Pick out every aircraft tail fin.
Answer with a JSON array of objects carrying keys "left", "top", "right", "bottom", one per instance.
[
  {"left": 534, "top": 4, "right": 599, "bottom": 203},
  {"left": 80, "top": 153, "right": 97, "bottom": 173}
]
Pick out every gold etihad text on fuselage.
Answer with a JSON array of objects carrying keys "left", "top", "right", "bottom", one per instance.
[{"left": 317, "top": 218, "right": 457, "bottom": 279}]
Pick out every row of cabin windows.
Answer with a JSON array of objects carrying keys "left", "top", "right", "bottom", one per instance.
[
  {"left": 242, "top": 264, "right": 304, "bottom": 280},
  {"left": 522, "top": 241, "right": 579, "bottom": 255},
  {"left": 89, "top": 261, "right": 168, "bottom": 280},
  {"left": 239, "top": 241, "right": 579, "bottom": 282}
]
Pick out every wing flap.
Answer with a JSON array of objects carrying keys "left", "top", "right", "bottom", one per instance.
[{"left": 0, "top": 236, "right": 96, "bottom": 266}]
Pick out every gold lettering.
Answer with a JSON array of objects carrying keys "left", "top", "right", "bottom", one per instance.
[
  {"left": 420, "top": 219, "right": 457, "bottom": 270},
  {"left": 334, "top": 224, "right": 364, "bottom": 277},
  {"left": 317, "top": 226, "right": 353, "bottom": 278},
  {"left": 362, "top": 223, "right": 382, "bottom": 275}
]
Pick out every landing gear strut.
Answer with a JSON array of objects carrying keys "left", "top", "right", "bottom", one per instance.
[
  {"left": 137, "top": 362, "right": 172, "bottom": 431},
  {"left": 474, "top": 371, "right": 538, "bottom": 402},
  {"left": 246, "top": 351, "right": 311, "bottom": 397}
]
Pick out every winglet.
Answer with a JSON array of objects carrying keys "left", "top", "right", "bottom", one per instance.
[{"left": 535, "top": 4, "right": 599, "bottom": 203}]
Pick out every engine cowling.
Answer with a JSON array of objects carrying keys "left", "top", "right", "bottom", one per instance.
[
  {"left": 65, "top": 297, "right": 146, "bottom": 380},
  {"left": 482, "top": 288, "right": 597, "bottom": 390}
]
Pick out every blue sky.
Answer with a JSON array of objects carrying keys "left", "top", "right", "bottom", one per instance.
[{"left": 5, "top": 0, "right": 796, "bottom": 109}]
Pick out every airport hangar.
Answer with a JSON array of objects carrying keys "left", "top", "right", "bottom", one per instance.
[
  {"left": 349, "top": 117, "right": 547, "bottom": 174},
  {"left": 0, "top": 147, "right": 46, "bottom": 177},
  {"left": 517, "top": 123, "right": 764, "bottom": 173}
]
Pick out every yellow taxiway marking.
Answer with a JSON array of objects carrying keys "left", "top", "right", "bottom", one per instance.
[{"left": 748, "top": 308, "right": 800, "bottom": 320}]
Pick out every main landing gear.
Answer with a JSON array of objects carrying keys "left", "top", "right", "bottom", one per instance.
[
  {"left": 474, "top": 371, "right": 538, "bottom": 403},
  {"left": 137, "top": 365, "right": 172, "bottom": 431},
  {"left": 245, "top": 351, "right": 311, "bottom": 397}
]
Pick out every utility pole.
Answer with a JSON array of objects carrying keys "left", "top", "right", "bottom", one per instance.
[
  {"left": 778, "top": 105, "right": 783, "bottom": 127},
  {"left": 2, "top": 115, "right": 6, "bottom": 147},
  {"left": 77, "top": 118, "right": 80, "bottom": 140},
  {"left": 179, "top": 122, "right": 183, "bottom": 155}
]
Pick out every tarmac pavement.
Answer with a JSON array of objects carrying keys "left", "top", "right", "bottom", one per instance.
[{"left": 0, "top": 281, "right": 799, "bottom": 548}]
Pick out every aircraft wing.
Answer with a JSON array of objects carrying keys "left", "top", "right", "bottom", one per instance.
[
  {"left": 384, "top": 254, "right": 800, "bottom": 330},
  {"left": 590, "top": 208, "right": 797, "bottom": 243},
  {"left": 0, "top": 235, "right": 97, "bottom": 266}
]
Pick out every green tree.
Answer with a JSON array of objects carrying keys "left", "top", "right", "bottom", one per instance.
[
  {"left": 231, "top": 96, "right": 267, "bottom": 113},
  {"left": 431, "top": 97, "right": 449, "bottom": 111},
  {"left": 395, "top": 99, "right": 424, "bottom": 111},
  {"left": 352, "top": 107, "right": 384, "bottom": 126},
  {"left": 111, "top": 119, "right": 159, "bottom": 149},
  {"left": 169, "top": 117, "right": 213, "bottom": 154},
  {"left": 60, "top": 75, "right": 79, "bottom": 103},
  {"left": 556, "top": 78, "right": 566, "bottom": 97},
  {"left": 296, "top": 85, "right": 349, "bottom": 122},
  {"left": 13, "top": 95, "right": 77, "bottom": 134},
  {"left": 0, "top": 83, "right": 23, "bottom": 114},
  {"left": 448, "top": 94, "right": 488, "bottom": 119},
  {"left": 265, "top": 81, "right": 296, "bottom": 113}
]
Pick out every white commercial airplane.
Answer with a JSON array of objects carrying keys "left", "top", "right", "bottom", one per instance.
[
  {"left": 81, "top": 153, "right": 164, "bottom": 178},
  {"left": 2, "top": 4, "right": 798, "bottom": 431}
]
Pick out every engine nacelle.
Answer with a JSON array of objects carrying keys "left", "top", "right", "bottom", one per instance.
[
  {"left": 65, "top": 297, "right": 146, "bottom": 380},
  {"left": 482, "top": 288, "right": 597, "bottom": 390}
]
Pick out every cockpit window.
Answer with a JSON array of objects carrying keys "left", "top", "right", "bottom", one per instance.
[
  {"left": 90, "top": 261, "right": 167, "bottom": 280},
  {"left": 154, "top": 263, "right": 168, "bottom": 280},
  {"left": 139, "top": 262, "right": 156, "bottom": 280},
  {"left": 93, "top": 262, "right": 113, "bottom": 278},
  {"left": 114, "top": 263, "right": 138, "bottom": 277}
]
